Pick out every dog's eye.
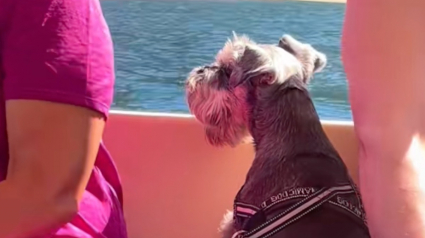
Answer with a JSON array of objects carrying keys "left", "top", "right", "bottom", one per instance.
[
  {"left": 222, "top": 68, "right": 231, "bottom": 77},
  {"left": 196, "top": 68, "right": 205, "bottom": 74}
]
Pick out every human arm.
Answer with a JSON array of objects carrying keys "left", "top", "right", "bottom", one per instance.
[
  {"left": 0, "top": 0, "right": 114, "bottom": 236},
  {"left": 0, "top": 101, "right": 105, "bottom": 237},
  {"left": 342, "top": 0, "right": 425, "bottom": 237}
]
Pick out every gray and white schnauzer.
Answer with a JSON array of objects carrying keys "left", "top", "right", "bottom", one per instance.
[{"left": 185, "top": 33, "right": 371, "bottom": 238}]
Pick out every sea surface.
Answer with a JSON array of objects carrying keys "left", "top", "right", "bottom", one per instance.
[{"left": 102, "top": 1, "right": 351, "bottom": 120}]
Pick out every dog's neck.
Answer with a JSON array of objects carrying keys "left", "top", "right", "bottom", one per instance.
[
  {"left": 249, "top": 77, "right": 337, "bottom": 160},
  {"left": 238, "top": 77, "right": 349, "bottom": 204}
]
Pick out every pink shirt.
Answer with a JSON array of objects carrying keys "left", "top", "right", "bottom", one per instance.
[{"left": 0, "top": 0, "right": 128, "bottom": 237}]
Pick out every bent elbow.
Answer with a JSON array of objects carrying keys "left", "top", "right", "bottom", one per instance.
[
  {"left": 28, "top": 191, "right": 80, "bottom": 227},
  {"left": 49, "top": 196, "right": 79, "bottom": 224},
  {"left": 3, "top": 184, "right": 80, "bottom": 237}
]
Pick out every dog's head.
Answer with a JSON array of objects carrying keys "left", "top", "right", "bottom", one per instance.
[{"left": 185, "top": 33, "right": 326, "bottom": 147}]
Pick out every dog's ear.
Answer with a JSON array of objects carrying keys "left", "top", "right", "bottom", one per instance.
[
  {"left": 239, "top": 44, "right": 302, "bottom": 87},
  {"left": 216, "top": 33, "right": 291, "bottom": 87},
  {"left": 215, "top": 33, "right": 264, "bottom": 88},
  {"left": 231, "top": 44, "right": 276, "bottom": 87},
  {"left": 278, "top": 35, "right": 301, "bottom": 58},
  {"left": 278, "top": 35, "right": 327, "bottom": 81}
]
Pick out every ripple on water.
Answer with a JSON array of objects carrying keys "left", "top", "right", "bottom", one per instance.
[{"left": 103, "top": 1, "right": 350, "bottom": 120}]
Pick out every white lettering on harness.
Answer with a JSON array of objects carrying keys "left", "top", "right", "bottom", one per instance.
[
  {"left": 270, "top": 187, "right": 316, "bottom": 203},
  {"left": 336, "top": 196, "right": 364, "bottom": 218}
]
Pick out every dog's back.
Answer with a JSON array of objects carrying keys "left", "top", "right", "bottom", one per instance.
[{"left": 235, "top": 79, "right": 369, "bottom": 238}]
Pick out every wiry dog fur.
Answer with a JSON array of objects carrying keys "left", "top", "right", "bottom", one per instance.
[
  {"left": 186, "top": 33, "right": 370, "bottom": 238},
  {"left": 186, "top": 33, "right": 303, "bottom": 147}
]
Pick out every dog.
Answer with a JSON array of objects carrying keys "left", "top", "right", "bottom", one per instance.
[{"left": 185, "top": 33, "right": 371, "bottom": 238}]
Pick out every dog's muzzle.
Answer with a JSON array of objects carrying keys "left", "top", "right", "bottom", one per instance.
[{"left": 232, "top": 183, "right": 370, "bottom": 238}]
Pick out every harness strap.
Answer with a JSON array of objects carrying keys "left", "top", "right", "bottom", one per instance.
[{"left": 235, "top": 185, "right": 354, "bottom": 238}]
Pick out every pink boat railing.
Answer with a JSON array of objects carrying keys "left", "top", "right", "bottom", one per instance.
[{"left": 104, "top": 110, "right": 359, "bottom": 238}]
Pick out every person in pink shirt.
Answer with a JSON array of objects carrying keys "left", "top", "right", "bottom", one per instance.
[{"left": 0, "top": 0, "right": 128, "bottom": 237}]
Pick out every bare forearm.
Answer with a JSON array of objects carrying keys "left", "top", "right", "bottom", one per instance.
[
  {"left": 0, "top": 181, "right": 76, "bottom": 238},
  {"left": 342, "top": 0, "right": 425, "bottom": 237}
]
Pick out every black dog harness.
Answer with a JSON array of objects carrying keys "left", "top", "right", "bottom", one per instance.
[{"left": 232, "top": 183, "right": 369, "bottom": 238}]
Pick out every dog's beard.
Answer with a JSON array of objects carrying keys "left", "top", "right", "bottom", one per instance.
[{"left": 186, "top": 73, "right": 249, "bottom": 147}]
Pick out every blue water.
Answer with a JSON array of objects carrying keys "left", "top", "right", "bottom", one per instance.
[{"left": 102, "top": 1, "right": 351, "bottom": 120}]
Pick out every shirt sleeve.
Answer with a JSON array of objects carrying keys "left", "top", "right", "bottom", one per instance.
[{"left": 2, "top": 0, "right": 114, "bottom": 118}]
